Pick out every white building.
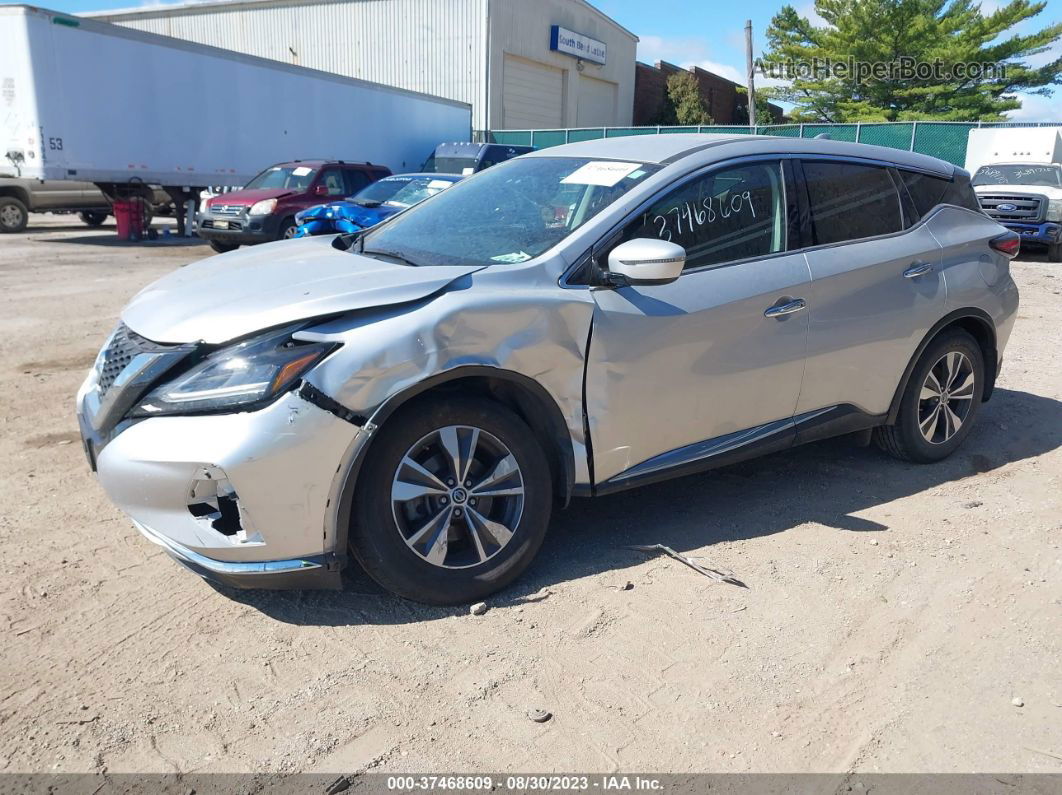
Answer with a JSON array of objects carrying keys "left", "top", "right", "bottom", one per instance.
[{"left": 86, "top": 0, "right": 638, "bottom": 133}]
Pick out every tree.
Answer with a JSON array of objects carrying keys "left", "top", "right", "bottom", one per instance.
[
  {"left": 664, "top": 72, "right": 714, "bottom": 125},
  {"left": 760, "top": 0, "right": 1062, "bottom": 121},
  {"left": 735, "top": 86, "right": 781, "bottom": 124}
]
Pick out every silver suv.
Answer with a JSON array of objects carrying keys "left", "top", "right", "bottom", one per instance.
[{"left": 77, "top": 135, "right": 1019, "bottom": 604}]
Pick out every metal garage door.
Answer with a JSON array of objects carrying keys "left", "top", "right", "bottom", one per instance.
[
  {"left": 502, "top": 54, "right": 564, "bottom": 129},
  {"left": 576, "top": 75, "right": 617, "bottom": 127}
]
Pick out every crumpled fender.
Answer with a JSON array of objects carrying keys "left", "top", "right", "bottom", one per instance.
[{"left": 299, "top": 266, "right": 595, "bottom": 486}]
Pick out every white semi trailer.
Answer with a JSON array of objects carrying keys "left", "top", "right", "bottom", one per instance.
[{"left": 0, "top": 4, "right": 472, "bottom": 229}]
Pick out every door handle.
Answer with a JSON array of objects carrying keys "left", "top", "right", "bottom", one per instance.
[
  {"left": 903, "top": 262, "right": 934, "bottom": 279},
  {"left": 764, "top": 298, "right": 807, "bottom": 318}
]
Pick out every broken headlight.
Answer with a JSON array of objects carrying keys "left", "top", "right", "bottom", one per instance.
[{"left": 133, "top": 326, "right": 335, "bottom": 416}]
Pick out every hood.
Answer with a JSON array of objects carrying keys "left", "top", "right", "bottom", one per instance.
[
  {"left": 974, "top": 184, "right": 1062, "bottom": 197},
  {"left": 208, "top": 187, "right": 293, "bottom": 207},
  {"left": 299, "top": 200, "right": 397, "bottom": 229},
  {"left": 121, "top": 235, "right": 484, "bottom": 344}
]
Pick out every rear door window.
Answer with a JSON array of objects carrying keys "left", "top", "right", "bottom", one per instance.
[
  {"left": 802, "top": 161, "right": 903, "bottom": 245},
  {"left": 617, "top": 160, "right": 788, "bottom": 271},
  {"left": 318, "top": 168, "right": 347, "bottom": 197},
  {"left": 343, "top": 169, "right": 371, "bottom": 196}
]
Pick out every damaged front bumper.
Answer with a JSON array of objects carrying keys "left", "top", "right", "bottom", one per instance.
[
  {"left": 133, "top": 518, "right": 337, "bottom": 590},
  {"left": 78, "top": 385, "right": 365, "bottom": 590}
]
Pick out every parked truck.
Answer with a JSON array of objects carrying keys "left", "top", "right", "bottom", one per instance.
[
  {"left": 0, "top": 5, "right": 472, "bottom": 233},
  {"left": 0, "top": 176, "right": 172, "bottom": 233},
  {"left": 965, "top": 127, "right": 1062, "bottom": 261}
]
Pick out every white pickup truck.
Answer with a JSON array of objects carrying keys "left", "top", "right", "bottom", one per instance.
[{"left": 965, "top": 127, "right": 1062, "bottom": 262}]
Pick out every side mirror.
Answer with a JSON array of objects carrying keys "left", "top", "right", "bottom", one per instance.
[
  {"left": 607, "top": 238, "right": 686, "bottom": 285},
  {"left": 314, "top": 184, "right": 329, "bottom": 196}
]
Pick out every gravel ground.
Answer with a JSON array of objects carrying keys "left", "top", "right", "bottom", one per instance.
[{"left": 1, "top": 215, "right": 1060, "bottom": 774}]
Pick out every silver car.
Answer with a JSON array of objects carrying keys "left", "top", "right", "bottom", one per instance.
[{"left": 77, "top": 135, "right": 1020, "bottom": 604}]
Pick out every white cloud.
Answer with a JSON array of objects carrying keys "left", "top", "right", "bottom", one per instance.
[
  {"left": 1026, "top": 38, "right": 1062, "bottom": 69},
  {"left": 636, "top": 35, "right": 711, "bottom": 66},
  {"left": 797, "top": 2, "right": 829, "bottom": 28},
  {"left": 1007, "top": 92, "right": 1062, "bottom": 122},
  {"left": 690, "top": 60, "right": 745, "bottom": 83},
  {"left": 685, "top": 59, "right": 789, "bottom": 92}
]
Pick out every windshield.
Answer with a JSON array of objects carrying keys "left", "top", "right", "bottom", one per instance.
[
  {"left": 973, "top": 164, "right": 1061, "bottom": 187},
  {"left": 244, "top": 165, "right": 318, "bottom": 191},
  {"left": 351, "top": 177, "right": 413, "bottom": 206},
  {"left": 362, "top": 157, "right": 661, "bottom": 267},
  {"left": 351, "top": 176, "right": 457, "bottom": 207},
  {"left": 424, "top": 156, "right": 479, "bottom": 175},
  {"left": 384, "top": 177, "right": 458, "bottom": 207}
]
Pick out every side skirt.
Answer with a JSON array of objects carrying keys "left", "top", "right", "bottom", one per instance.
[{"left": 591, "top": 405, "right": 885, "bottom": 497}]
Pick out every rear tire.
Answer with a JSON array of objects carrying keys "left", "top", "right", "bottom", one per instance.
[
  {"left": 875, "top": 329, "right": 984, "bottom": 463},
  {"left": 209, "top": 240, "right": 239, "bottom": 254},
  {"left": 79, "top": 210, "right": 108, "bottom": 227},
  {"left": 1048, "top": 242, "right": 1062, "bottom": 263},
  {"left": 0, "top": 196, "right": 29, "bottom": 233},
  {"left": 349, "top": 396, "right": 552, "bottom": 605}
]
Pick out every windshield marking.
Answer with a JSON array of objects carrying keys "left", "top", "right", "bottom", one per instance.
[{"left": 561, "top": 161, "right": 642, "bottom": 187}]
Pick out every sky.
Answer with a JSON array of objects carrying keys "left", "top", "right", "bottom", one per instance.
[{"left": 41, "top": 0, "right": 1062, "bottom": 121}]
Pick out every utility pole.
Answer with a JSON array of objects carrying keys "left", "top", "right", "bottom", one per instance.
[{"left": 745, "top": 19, "right": 757, "bottom": 128}]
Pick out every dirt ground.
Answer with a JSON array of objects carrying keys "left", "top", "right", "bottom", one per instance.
[{"left": 1, "top": 215, "right": 1060, "bottom": 775}]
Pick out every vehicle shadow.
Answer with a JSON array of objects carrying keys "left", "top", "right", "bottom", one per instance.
[
  {"left": 47, "top": 234, "right": 208, "bottom": 247},
  {"left": 23, "top": 224, "right": 112, "bottom": 233},
  {"left": 1017, "top": 248, "right": 1058, "bottom": 264},
  {"left": 220, "top": 387, "right": 1062, "bottom": 626}
]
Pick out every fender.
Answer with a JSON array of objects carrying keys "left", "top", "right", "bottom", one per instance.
[
  {"left": 885, "top": 307, "right": 998, "bottom": 425},
  {"left": 328, "top": 365, "right": 578, "bottom": 569},
  {"left": 0, "top": 186, "right": 32, "bottom": 210}
]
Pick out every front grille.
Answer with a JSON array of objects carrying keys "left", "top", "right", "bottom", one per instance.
[
  {"left": 86, "top": 325, "right": 195, "bottom": 438},
  {"left": 212, "top": 204, "right": 246, "bottom": 216},
  {"left": 97, "top": 323, "right": 161, "bottom": 397},
  {"left": 978, "top": 193, "right": 1046, "bottom": 222}
]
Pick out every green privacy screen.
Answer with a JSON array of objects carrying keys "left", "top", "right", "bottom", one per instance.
[{"left": 485, "top": 122, "right": 1059, "bottom": 166}]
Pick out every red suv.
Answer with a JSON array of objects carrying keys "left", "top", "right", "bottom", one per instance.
[{"left": 198, "top": 160, "right": 391, "bottom": 252}]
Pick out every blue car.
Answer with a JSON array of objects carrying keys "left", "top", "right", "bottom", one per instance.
[{"left": 293, "top": 173, "right": 462, "bottom": 237}]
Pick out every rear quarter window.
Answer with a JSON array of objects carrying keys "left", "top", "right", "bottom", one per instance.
[
  {"left": 900, "top": 170, "right": 982, "bottom": 217},
  {"left": 802, "top": 161, "right": 904, "bottom": 245}
]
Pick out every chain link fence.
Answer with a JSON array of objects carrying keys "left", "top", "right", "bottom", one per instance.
[{"left": 485, "top": 121, "right": 1059, "bottom": 166}]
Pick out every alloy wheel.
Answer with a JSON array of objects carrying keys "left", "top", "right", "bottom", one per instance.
[
  {"left": 917, "top": 351, "right": 975, "bottom": 445},
  {"left": 391, "top": 425, "right": 525, "bottom": 569},
  {"left": 1, "top": 205, "right": 24, "bottom": 228}
]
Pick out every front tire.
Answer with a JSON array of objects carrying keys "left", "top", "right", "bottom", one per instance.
[
  {"left": 1048, "top": 242, "right": 1062, "bottom": 263},
  {"left": 875, "top": 329, "right": 984, "bottom": 463},
  {"left": 277, "top": 217, "right": 298, "bottom": 240},
  {"left": 209, "top": 240, "right": 239, "bottom": 254},
  {"left": 0, "top": 196, "right": 29, "bottom": 233},
  {"left": 349, "top": 396, "right": 552, "bottom": 605}
]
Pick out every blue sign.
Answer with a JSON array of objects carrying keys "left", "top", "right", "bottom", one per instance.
[{"left": 550, "top": 25, "right": 606, "bottom": 65}]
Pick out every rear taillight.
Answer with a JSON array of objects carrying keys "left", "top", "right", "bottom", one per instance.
[{"left": 990, "top": 231, "right": 1021, "bottom": 258}]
